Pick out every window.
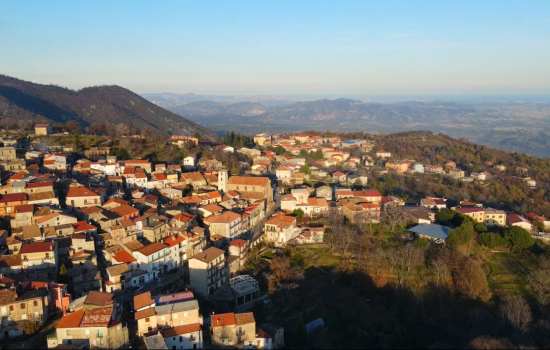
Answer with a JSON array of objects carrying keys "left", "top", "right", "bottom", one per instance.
[
  {"left": 98, "top": 330, "right": 103, "bottom": 338},
  {"left": 179, "top": 336, "right": 183, "bottom": 342},
  {"left": 145, "top": 317, "right": 150, "bottom": 322},
  {"left": 66, "top": 330, "right": 72, "bottom": 336},
  {"left": 20, "top": 303, "right": 25, "bottom": 309},
  {"left": 33, "top": 301, "right": 38, "bottom": 307},
  {"left": 9, "top": 305, "right": 14, "bottom": 311}
]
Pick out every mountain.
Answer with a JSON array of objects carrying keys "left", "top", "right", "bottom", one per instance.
[
  {"left": 144, "top": 94, "right": 550, "bottom": 158},
  {"left": 0, "top": 75, "right": 219, "bottom": 140}
]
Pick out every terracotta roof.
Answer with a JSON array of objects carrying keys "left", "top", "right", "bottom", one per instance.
[
  {"left": 106, "top": 263, "right": 130, "bottom": 277},
  {"left": 228, "top": 176, "right": 270, "bottom": 187},
  {"left": 457, "top": 208, "right": 485, "bottom": 214},
  {"left": 104, "top": 198, "right": 129, "bottom": 206},
  {"left": 80, "top": 307, "right": 113, "bottom": 327},
  {"left": 120, "top": 219, "right": 135, "bottom": 227},
  {"left": 28, "top": 191, "right": 56, "bottom": 201},
  {"left": 203, "top": 211, "right": 241, "bottom": 224},
  {"left": 201, "top": 204, "right": 225, "bottom": 213},
  {"left": 78, "top": 206, "right": 103, "bottom": 215},
  {"left": 67, "top": 187, "right": 100, "bottom": 198},
  {"left": 84, "top": 291, "right": 114, "bottom": 306},
  {"left": 72, "top": 221, "right": 97, "bottom": 233},
  {"left": 0, "top": 255, "right": 22, "bottom": 268},
  {"left": 134, "top": 291, "right": 154, "bottom": 310},
  {"left": 181, "top": 172, "right": 206, "bottom": 183},
  {"left": 112, "top": 250, "right": 137, "bottom": 263},
  {"left": 508, "top": 214, "right": 531, "bottom": 225},
  {"left": 124, "top": 240, "right": 145, "bottom": 252},
  {"left": 111, "top": 205, "right": 139, "bottom": 217},
  {"left": 14, "top": 204, "right": 34, "bottom": 214},
  {"left": 212, "top": 313, "right": 236, "bottom": 327},
  {"left": 235, "top": 312, "right": 255, "bottom": 325},
  {"left": 193, "top": 247, "right": 225, "bottom": 264},
  {"left": 163, "top": 234, "right": 185, "bottom": 248},
  {"left": 56, "top": 309, "right": 85, "bottom": 328},
  {"left": 36, "top": 212, "right": 60, "bottom": 224},
  {"left": 135, "top": 307, "right": 156, "bottom": 320},
  {"left": 20, "top": 242, "right": 55, "bottom": 254},
  {"left": 0, "top": 193, "right": 27, "bottom": 202},
  {"left": 138, "top": 242, "right": 167, "bottom": 256},
  {"left": 161, "top": 323, "right": 201, "bottom": 337},
  {"left": 172, "top": 212, "right": 196, "bottom": 223},
  {"left": 26, "top": 181, "right": 54, "bottom": 189},
  {"left": 229, "top": 239, "right": 246, "bottom": 248}
]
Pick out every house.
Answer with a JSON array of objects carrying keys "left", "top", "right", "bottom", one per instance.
[
  {"left": 331, "top": 171, "right": 347, "bottom": 182},
  {"left": 375, "top": 151, "right": 391, "bottom": 158},
  {"left": 297, "top": 226, "right": 325, "bottom": 244},
  {"left": 420, "top": 197, "right": 447, "bottom": 210},
  {"left": 457, "top": 207, "right": 486, "bottom": 223},
  {"left": 404, "top": 206, "right": 434, "bottom": 224},
  {"left": 35, "top": 123, "right": 52, "bottom": 135},
  {"left": 256, "top": 323, "right": 285, "bottom": 349},
  {"left": 169, "top": 135, "right": 199, "bottom": 148},
  {"left": 226, "top": 176, "right": 273, "bottom": 204},
  {"left": 20, "top": 241, "right": 59, "bottom": 280},
  {"left": 0, "top": 288, "right": 50, "bottom": 341},
  {"left": 183, "top": 156, "right": 196, "bottom": 170},
  {"left": 412, "top": 163, "right": 425, "bottom": 173},
  {"left": 228, "top": 239, "right": 249, "bottom": 276},
  {"left": 335, "top": 189, "right": 382, "bottom": 203},
  {"left": 188, "top": 247, "right": 228, "bottom": 299},
  {"left": 211, "top": 312, "right": 256, "bottom": 348},
  {"left": 290, "top": 188, "right": 309, "bottom": 204},
  {"left": 409, "top": 224, "right": 452, "bottom": 243},
  {"left": 507, "top": 214, "right": 532, "bottom": 232},
  {"left": 49, "top": 292, "right": 128, "bottom": 349},
  {"left": 385, "top": 161, "right": 410, "bottom": 174},
  {"left": 494, "top": 164, "right": 507, "bottom": 171},
  {"left": 526, "top": 213, "right": 550, "bottom": 230},
  {"left": 180, "top": 172, "right": 207, "bottom": 189},
  {"left": 275, "top": 166, "right": 292, "bottom": 184},
  {"left": 444, "top": 161, "right": 457, "bottom": 170},
  {"left": 66, "top": 187, "right": 102, "bottom": 210},
  {"left": 161, "top": 324, "right": 203, "bottom": 350},
  {"left": 133, "top": 242, "right": 171, "bottom": 280},
  {"left": 0, "top": 193, "right": 28, "bottom": 218},
  {"left": 104, "top": 263, "right": 131, "bottom": 293},
  {"left": 485, "top": 209, "right": 507, "bottom": 227},
  {"left": 448, "top": 168, "right": 465, "bottom": 179},
  {"left": 264, "top": 214, "right": 298, "bottom": 247},
  {"left": 315, "top": 185, "right": 332, "bottom": 201},
  {"left": 340, "top": 201, "right": 381, "bottom": 224},
  {"left": 425, "top": 165, "right": 444, "bottom": 174},
  {"left": 254, "top": 132, "right": 272, "bottom": 146}
]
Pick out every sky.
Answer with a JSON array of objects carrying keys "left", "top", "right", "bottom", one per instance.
[{"left": 1, "top": 0, "right": 550, "bottom": 97}]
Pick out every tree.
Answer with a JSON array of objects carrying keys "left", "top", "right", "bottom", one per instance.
[
  {"left": 275, "top": 145, "right": 285, "bottom": 155},
  {"left": 116, "top": 148, "right": 131, "bottom": 160},
  {"left": 528, "top": 265, "right": 550, "bottom": 306},
  {"left": 436, "top": 209, "right": 456, "bottom": 223},
  {"left": 299, "top": 148, "right": 309, "bottom": 159},
  {"left": 429, "top": 257, "right": 448, "bottom": 287},
  {"left": 299, "top": 165, "right": 311, "bottom": 175},
  {"left": 384, "top": 245, "right": 423, "bottom": 287},
  {"left": 446, "top": 221, "right": 474, "bottom": 249},
  {"left": 64, "top": 120, "right": 82, "bottom": 135},
  {"left": 499, "top": 295, "right": 532, "bottom": 333},
  {"left": 479, "top": 232, "right": 507, "bottom": 249},
  {"left": 381, "top": 204, "right": 407, "bottom": 234},
  {"left": 292, "top": 209, "right": 305, "bottom": 219},
  {"left": 115, "top": 123, "right": 130, "bottom": 137},
  {"left": 505, "top": 226, "right": 535, "bottom": 250},
  {"left": 454, "top": 256, "right": 491, "bottom": 302}
]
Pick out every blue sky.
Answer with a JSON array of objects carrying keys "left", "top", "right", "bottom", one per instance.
[{"left": 1, "top": 0, "right": 549, "bottom": 96}]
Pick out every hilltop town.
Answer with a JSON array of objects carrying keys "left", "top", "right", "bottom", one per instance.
[{"left": 0, "top": 124, "right": 549, "bottom": 349}]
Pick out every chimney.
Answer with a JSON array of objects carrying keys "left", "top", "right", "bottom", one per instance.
[{"left": 217, "top": 318, "right": 219, "bottom": 325}]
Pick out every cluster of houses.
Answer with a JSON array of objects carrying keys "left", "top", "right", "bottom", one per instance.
[{"left": 403, "top": 196, "right": 550, "bottom": 243}]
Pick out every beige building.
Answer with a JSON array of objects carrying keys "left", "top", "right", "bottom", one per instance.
[
  {"left": 49, "top": 291, "right": 128, "bottom": 349},
  {"left": 0, "top": 288, "right": 50, "bottom": 341},
  {"left": 227, "top": 176, "right": 273, "bottom": 204},
  {"left": 457, "top": 208, "right": 486, "bottom": 223},
  {"left": 0, "top": 147, "right": 16, "bottom": 161},
  {"left": 189, "top": 247, "right": 228, "bottom": 299},
  {"left": 20, "top": 241, "right": 59, "bottom": 280},
  {"left": 35, "top": 123, "right": 52, "bottom": 135},
  {"left": 211, "top": 312, "right": 256, "bottom": 348},
  {"left": 66, "top": 186, "right": 102, "bottom": 211},
  {"left": 485, "top": 209, "right": 506, "bottom": 227},
  {"left": 134, "top": 291, "right": 202, "bottom": 337},
  {"left": 203, "top": 211, "right": 243, "bottom": 240}
]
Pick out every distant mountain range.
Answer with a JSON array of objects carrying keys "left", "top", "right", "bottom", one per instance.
[
  {"left": 0, "top": 75, "right": 219, "bottom": 140},
  {"left": 144, "top": 93, "right": 550, "bottom": 158}
]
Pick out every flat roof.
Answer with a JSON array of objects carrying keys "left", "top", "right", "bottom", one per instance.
[{"left": 408, "top": 224, "right": 452, "bottom": 240}]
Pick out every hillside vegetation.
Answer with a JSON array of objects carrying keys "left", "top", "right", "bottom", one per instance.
[{"left": 0, "top": 74, "right": 219, "bottom": 140}]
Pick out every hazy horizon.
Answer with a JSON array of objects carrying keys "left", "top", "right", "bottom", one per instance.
[{"left": 2, "top": 1, "right": 550, "bottom": 96}]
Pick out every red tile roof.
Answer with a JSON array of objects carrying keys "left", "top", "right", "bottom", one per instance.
[
  {"left": 134, "top": 291, "right": 154, "bottom": 310},
  {"left": 84, "top": 291, "right": 114, "bottom": 306},
  {"left": 56, "top": 309, "right": 85, "bottom": 328},
  {"left": 163, "top": 234, "right": 185, "bottom": 247},
  {"left": 20, "top": 242, "right": 55, "bottom": 254},
  {"left": 80, "top": 307, "right": 113, "bottom": 327},
  {"left": 229, "top": 239, "right": 247, "bottom": 248},
  {"left": 112, "top": 250, "right": 137, "bottom": 263},
  {"left": 0, "top": 193, "right": 27, "bottom": 203},
  {"left": 138, "top": 242, "right": 167, "bottom": 256},
  {"left": 26, "top": 181, "right": 54, "bottom": 188},
  {"left": 14, "top": 204, "right": 34, "bottom": 213},
  {"left": 161, "top": 323, "right": 201, "bottom": 337},
  {"left": 72, "top": 221, "right": 97, "bottom": 233},
  {"left": 507, "top": 214, "right": 531, "bottom": 225},
  {"left": 111, "top": 205, "right": 139, "bottom": 217},
  {"left": 457, "top": 208, "right": 485, "bottom": 214},
  {"left": 67, "top": 187, "right": 100, "bottom": 198},
  {"left": 212, "top": 313, "right": 236, "bottom": 327},
  {"left": 135, "top": 307, "right": 155, "bottom": 320}
]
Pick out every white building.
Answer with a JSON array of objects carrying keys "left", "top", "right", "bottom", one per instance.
[{"left": 133, "top": 242, "right": 171, "bottom": 280}]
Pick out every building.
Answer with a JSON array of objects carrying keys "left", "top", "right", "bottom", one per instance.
[
  {"left": 189, "top": 247, "right": 228, "bottom": 299},
  {"left": 0, "top": 288, "right": 50, "bottom": 341},
  {"left": 408, "top": 224, "right": 452, "bottom": 243},
  {"left": 161, "top": 324, "right": 203, "bottom": 350},
  {"left": 507, "top": 214, "right": 532, "bottom": 232},
  {"left": 66, "top": 187, "right": 102, "bottom": 211},
  {"left": 20, "top": 241, "right": 59, "bottom": 280},
  {"left": 134, "top": 242, "right": 170, "bottom": 280},
  {"left": 485, "top": 209, "right": 506, "bottom": 227},
  {"left": 315, "top": 185, "right": 332, "bottom": 201},
  {"left": 203, "top": 211, "right": 243, "bottom": 241},
  {"left": 256, "top": 323, "right": 285, "bottom": 349},
  {"left": 211, "top": 312, "right": 256, "bottom": 348},
  {"left": 404, "top": 206, "right": 433, "bottom": 224},
  {"left": 227, "top": 176, "right": 273, "bottom": 204},
  {"left": 35, "top": 123, "right": 52, "bottom": 135},
  {"left": 457, "top": 207, "right": 486, "bottom": 223},
  {"left": 264, "top": 214, "right": 298, "bottom": 247},
  {"left": 49, "top": 292, "right": 128, "bottom": 349}
]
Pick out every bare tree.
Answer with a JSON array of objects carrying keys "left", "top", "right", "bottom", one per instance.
[
  {"left": 500, "top": 295, "right": 532, "bottom": 333},
  {"left": 18, "top": 313, "right": 43, "bottom": 335},
  {"left": 429, "top": 257, "right": 448, "bottom": 287},
  {"left": 381, "top": 204, "right": 407, "bottom": 234},
  {"left": 528, "top": 269, "right": 550, "bottom": 306},
  {"left": 384, "top": 245, "right": 423, "bottom": 287},
  {"left": 115, "top": 122, "right": 130, "bottom": 137},
  {"left": 324, "top": 209, "right": 346, "bottom": 254}
]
